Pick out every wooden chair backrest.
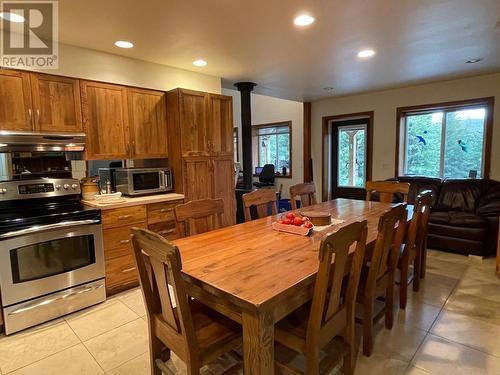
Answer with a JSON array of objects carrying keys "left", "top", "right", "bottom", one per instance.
[
  {"left": 130, "top": 228, "right": 197, "bottom": 359},
  {"left": 414, "top": 191, "right": 433, "bottom": 251},
  {"left": 307, "top": 220, "right": 368, "bottom": 347},
  {"left": 241, "top": 189, "right": 278, "bottom": 222},
  {"left": 365, "top": 181, "right": 410, "bottom": 203},
  {"left": 367, "top": 204, "right": 407, "bottom": 285},
  {"left": 290, "top": 182, "right": 317, "bottom": 210},
  {"left": 174, "top": 198, "right": 225, "bottom": 238},
  {"left": 404, "top": 190, "right": 433, "bottom": 255}
]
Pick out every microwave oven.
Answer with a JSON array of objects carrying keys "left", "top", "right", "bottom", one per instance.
[{"left": 114, "top": 168, "right": 173, "bottom": 196}]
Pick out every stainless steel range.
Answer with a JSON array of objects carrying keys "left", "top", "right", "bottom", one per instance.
[{"left": 0, "top": 178, "right": 105, "bottom": 334}]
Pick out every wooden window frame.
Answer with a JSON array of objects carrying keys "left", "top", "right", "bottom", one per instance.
[
  {"left": 252, "top": 121, "right": 292, "bottom": 179},
  {"left": 322, "top": 112, "right": 374, "bottom": 202},
  {"left": 395, "top": 97, "right": 495, "bottom": 179}
]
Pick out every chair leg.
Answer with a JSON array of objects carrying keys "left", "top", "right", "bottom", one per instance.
[
  {"left": 305, "top": 346, "right": 320, "bottom": 375},
  {"left": 186, "top": 359, "right": 201, "bottom": 375},
  {"left": 413, "top": 250, "right": 422, "bottom": 292},
  {"left": 385, "top": 283, "right": 394, "bottom": 330},
  {"left": 150, "top": 335, "right": 169, "bottom": 375},
  {"left": 420, "top": 238, "right": 427, "bottom": 279},
  {"left": 342, "top": 325, "right": 356, "bottom": 375},
  {"left": 362, "top": 300, "right": 374, "bottom": 356},
  {"left": 400, "top": 266, "right": 408, "bottom": 309}
]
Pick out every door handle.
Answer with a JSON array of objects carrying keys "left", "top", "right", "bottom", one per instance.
[
  {"left": 119, "top": 239, "right": 131, "bottom": 244},
  {"left": 121, "top": 267, "right": 136, "bottom": 274},
  {"left": 160, "top": 208, "right": 173, "bottom": 213},
  {"left": 118, "top": 215, "right": 132, "bottom": 220},
  {"left": 0, "top": 219, "right": 100, "bottom": 239}
]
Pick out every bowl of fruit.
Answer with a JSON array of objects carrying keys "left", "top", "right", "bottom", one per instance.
[{"left": 271, "top": 212, "right": 314, "bottom": 236}]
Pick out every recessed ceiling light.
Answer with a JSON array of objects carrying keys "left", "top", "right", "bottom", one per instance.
[
  {"left": 114, "top": 40, "right": 134, "bottom": 49},
  {"left": 357, "top": 49, "right": 376, "bottom": 58},
  {"left": 0, "top": 11, "right": 25, "bottom": 23},
  {"left": 193, "top": 59, "right": 208, "bottom": 67},
  {"left": 294, "top": 14, "right": 315, "bottom": 26},
  {"left": 466, "top": 58, "right": 483, "bottom": 64}
]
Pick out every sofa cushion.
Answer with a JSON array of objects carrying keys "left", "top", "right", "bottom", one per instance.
[
  {"left": 435, "top": 179, "right": 494, "bottom": 212},
  {"left": 429, "top": 211, "right": 488, "bottom": 228},
  {"left": 428, "top": 221, "right": 488, "bottom": 241},
  {"left": 477, "top": 182, "right": 500, "bottom": 216}
]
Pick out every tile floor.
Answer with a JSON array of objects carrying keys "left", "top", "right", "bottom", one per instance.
[{"left": 0, "top": 249, "right": 499, "bottom": 374}]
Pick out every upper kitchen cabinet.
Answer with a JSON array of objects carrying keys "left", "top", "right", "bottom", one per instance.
[
  {"left": 0, "top": 70, "right": 33, "bottom": 132},
  {"left": 127, "top": 88, "right": 168, "bottom": 159},
  {"left": 207, "top": 94, "right": 233, "bottom": 155},
  {"left": 30, "top": 73, "right": 83, "bottom": 133},
  {"left": 81, "top": 81, "right": 130, "bottom": 160}
]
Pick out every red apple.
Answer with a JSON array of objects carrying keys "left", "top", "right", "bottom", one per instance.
[
  {"left": 286, "top": 212, "right": 296, "bottom": 220},
  {"left": 293, "top": 217, "right": 304, "bottom": 226}
]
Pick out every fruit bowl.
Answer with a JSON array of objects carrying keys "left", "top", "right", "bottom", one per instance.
[{"left": 272, "top": 212, "right": 314, "bottom": 236}]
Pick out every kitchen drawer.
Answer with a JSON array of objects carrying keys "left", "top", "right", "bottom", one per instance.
[
  {"left": 103, "top": 223, "right": 147, "bottom": 261},
  {"left": 102, "top": 205, "right": 147, "bottom": 229},
  {"left": 105, "top": 254, "right": 138, "bottom": 290},
  {"left": 147, "top": 199, "right": 183, "bottom": 224},
  {"left": 148, "top": 221, "right": 178, "bottom": 240}
]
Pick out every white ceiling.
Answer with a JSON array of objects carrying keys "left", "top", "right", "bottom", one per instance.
[{"left": 52, "top": 0, "right": 500, "bottom": 101}]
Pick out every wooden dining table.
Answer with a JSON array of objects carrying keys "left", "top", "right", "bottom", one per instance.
[{"left": 173, "top": 198, "right": 413, "bottom": 374}]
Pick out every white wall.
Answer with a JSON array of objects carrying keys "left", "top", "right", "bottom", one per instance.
[
  {"left": 311, "top": 72, "right": 500, "bottom": 199},
  {"left": 5, "top": 42, "right": 221, "bottom": 93},
  {"left": 222, "top": 88, "right": 304, "bottom": 198}
]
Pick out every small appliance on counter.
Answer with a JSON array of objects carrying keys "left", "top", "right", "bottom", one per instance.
[
  {"left": 114, "top": 167, "right": 173, "bottom": 196},
  {"left": 0, "top": 178, "right": 105, "bottom": 334}
]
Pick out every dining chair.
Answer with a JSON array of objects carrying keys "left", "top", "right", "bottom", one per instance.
[
  {"left": 241, "top": 188, "right": 277, "bottom": 222},
  {"left": 130, "top": 228, "right": 242, "bottom": 375},
  {"left": 398, "top": 191, "right": 433, "bottom": 309},
  {"left": 356, "top": 203, "right": 407, "bottom": 356},
  {"left": 365, "top": 181, "right": 410, "bottom": 203},
  {"left": 290, "top": 182, "right": 317, "bottom": 210},
  {"left": 417, "top": 192, "right": 433, "bottom": 280},
  {"left": 174, "top": 198, "right": 225, "bottom": 238},
  {"left": 274, "top": 220, "right": 368, "bottom": 375}
]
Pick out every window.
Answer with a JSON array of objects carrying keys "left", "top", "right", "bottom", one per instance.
[
  {"left": 337, "top": 124, "right": 367, "bottom": 187},
  {"left": 233, "top": 127, "right": 239, "bottom": 161},
  {"left": 252, "top": 122, "right": 291, "bottom": 177},
  {"left": 397, "top": 98, "right": 493, "bottom": 179}
]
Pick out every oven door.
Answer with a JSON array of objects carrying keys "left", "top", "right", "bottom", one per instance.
[{"left": 0, "top": 223, "right": 104, "bottom": 307}]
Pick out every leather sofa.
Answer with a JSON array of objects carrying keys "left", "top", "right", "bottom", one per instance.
[{"left": 392, "top": 177, "right": 500, "bottom": 256}]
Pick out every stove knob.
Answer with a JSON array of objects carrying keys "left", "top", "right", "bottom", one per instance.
[
  {"left": 63, "top": 184, "right": 70, "bottom": 190},
  {"left": 71, "top": 184, "right": 78, "bottom": 190},
  {"left": 0, "top": 188, "right": 6, "bottom": 194},
  {"left": 55, "top": 185, "right": 62, "bottom": 190}
]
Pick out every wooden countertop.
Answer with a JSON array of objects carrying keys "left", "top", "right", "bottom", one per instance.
[{"left": 82, "top": 193, "right": 184, "bottom": 210}]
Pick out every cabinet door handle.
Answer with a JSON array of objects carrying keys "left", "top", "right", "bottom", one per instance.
[
  {"left": 36, "top": 109, "right": 40, "bottom": 122},
  {"left": 160, "top": 208, "right": 173, "bottom": 213},
  {"left": 119, "top": 239, "right": 130, "bottom": 244},
  {"left": 118, "top": 215, "right": 132, "bottom": 220},
  {"left": 28, "top": 109, "right": 33, "bottom": 128},
  {"left": 121, "top": 267, "right": 136, "bottom": 274}
]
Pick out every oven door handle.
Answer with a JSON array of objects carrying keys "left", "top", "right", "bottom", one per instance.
[
  {"left": 7, "top": 283, "right": 104, "bottom": 316},
  {"left": 0, "top": 219, "right": 100, "bottom": 239}
]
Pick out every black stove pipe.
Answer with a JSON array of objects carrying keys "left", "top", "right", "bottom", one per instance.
[{"left": 234, "top": 82, "right": 256, "bottom": 190}]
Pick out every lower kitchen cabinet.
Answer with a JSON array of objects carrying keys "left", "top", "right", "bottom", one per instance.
[{"left": 101, "top": 198, "right": 184, "bottom": 295}]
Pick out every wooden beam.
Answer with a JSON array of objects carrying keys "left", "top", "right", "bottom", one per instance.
[{"left": 303, "top": 102, "right": 312, "bottom": 182}]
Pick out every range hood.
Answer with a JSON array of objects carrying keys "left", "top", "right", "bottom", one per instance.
[{"left": 0, "top": 131, "right": 85, "bottom": 152}]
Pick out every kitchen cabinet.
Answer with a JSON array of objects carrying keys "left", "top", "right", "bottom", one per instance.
[
  {"left": 207, "top": 94, "right": 233, "bottom": 155},
  {"left": 182, "top": 154, "right": 235, "bottom": 226},
  {"left": 30, "top": 73, "right": 83, "bottom": 133},
  {"left": 101, "top": 198, "right": 184, "bottom": 295},
  {"left": 0, "top": 70, "right": 33, "bottom": 131},
  {"left": 81, "top": 80, "right": 130, "bottom": 160},
  {"left": 127, "top": 87, "right": 168, "bottom": 159}
]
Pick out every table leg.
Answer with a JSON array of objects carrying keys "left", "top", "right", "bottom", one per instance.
[{"left": 242, "top": 310, "right": 274, "bottom": 375}]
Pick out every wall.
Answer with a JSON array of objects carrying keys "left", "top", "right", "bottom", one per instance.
[
  {"left": 222, "top": 88, "right": 304, "bottom": 198},
  {"left": 4, "top": 42, "right": 221, "bottom": 93},
  {"left": 311, "top": 72, "right": 500, "bottom": 199}
]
